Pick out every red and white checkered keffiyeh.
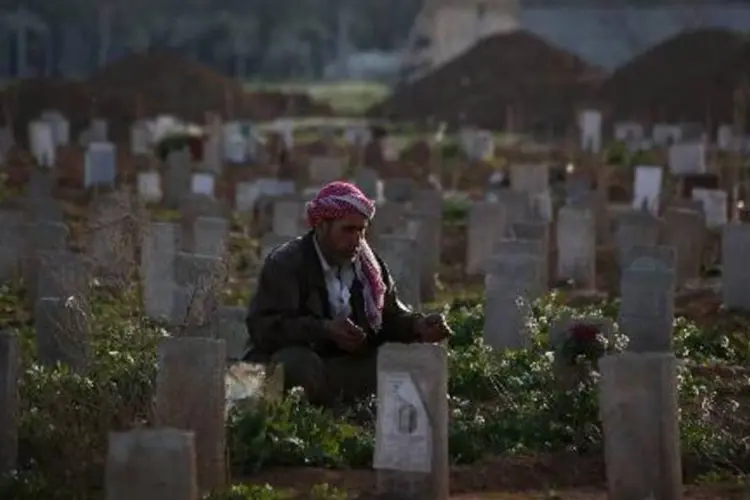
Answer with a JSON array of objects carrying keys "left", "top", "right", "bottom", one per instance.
[{"left": 306, "top": 181, "right": 385, "bottom": 331}]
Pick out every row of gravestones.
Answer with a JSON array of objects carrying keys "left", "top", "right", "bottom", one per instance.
[{"left": 0, "top": 334, "right": 683, "bottom": 499}]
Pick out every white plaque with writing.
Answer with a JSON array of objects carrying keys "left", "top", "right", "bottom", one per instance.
[{"left": 374, "top": 371, "right": 432, "bottom": 473}]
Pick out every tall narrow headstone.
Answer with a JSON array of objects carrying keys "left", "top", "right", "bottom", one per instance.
[
  {"left": 556, "top": 206, "right": 596, "bottom": 288},
  {"left": 465, "top": 202, "right": 506, "bottom": 275},
  {"left": 599, "top": 353, "right": 682, "bottom": 500},
  {"left": 155, "top": 338, "right": 227, "bottom": 494},
  {"left": 374, "top": 344, "right": 448, "bottom": 500},
  {"left": 377, "top": 235, "right": 421, "bottom": 308},
  {"left": 34, "top": 297, "right": 89, "bottom": 372},
  {"left": 722, "top": 224, "right": 750, "bottom": 311},
  {"left": 193, "top": 217, "right": 229, "bottom": 257},
  {"left": 0, "top": 331, "right": 19, "bottom": 472},
  {"left": 142, "top": 222, "right": 178, "bottom": 320}
]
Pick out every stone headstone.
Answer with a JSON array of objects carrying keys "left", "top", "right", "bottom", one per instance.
[
  {"left": 171, "top": 253, "right": 224, "bottom": 330},
  {"left": 664, "top": 208, "right": 704, "bottom": 287},
  {"left": 632, "top": 165, "right": 662, "bottom": 215},
  {"left": 722, "top": 224, "right": 750, "bottom": 311},
  {"left": 465, "top": 202, "right": 506, "bottom": 275},
  {"left": 130, "top": 120, "right": 151, "bottom": 155},
  {"left": 37, "top": 251, "right": 88, "bottom": 299},
  {"left": 84, "top": 142, "right": 117, "bottom": 189},
  {"left": 667, "top": 142, "right": 706, "bottom": 174},
  {"left": 217, "top": 306, "right": 250, "bottom": 360},
  {"left": 137, "top": 171, "right": 162, "bottom": 203},
  {"left": 493, "top": 189, "right": 533, "bottom": 234},
  {"left": 354, "top": 167, "right": 382, "bottom": 201},
  {"left": 599, "top": 353, "right": 682, "bottom": 500},
  {"left": 193, "top": 217, "right": 229, "bottom": 257},
  {"left": 692, "top": 188, "right": 727, "bottom": 229},
  {"left": 384, "top": 178, "right": 417, "bottom": 203},
  {"left": 155, "top": 337, "right": 227, "bottom": 493},
  {"left": 272, "top": 199, "right": 306, "bottom": 238},
  {"left": 578, "top": 109, "right": 602, "bottom": 153},
  {"left": 556, "top": 206, "right": 596, "bottom": 288},
  {"left": 40, "top": 110, "right": 70, "bottom": 146},
  {"left": 106, "top": 429, "right": 199, "bottom": 500},
  {"left": 309, "top": 156, "right": 344, "bottom": 186},
  {"left": 29, "top": 120, "right": 55, "bottom": 167},
  {"left": 164, "top": 149, "right": 192, "bottom": 209},
  {"left": 374, "top": 343, "right": 448, "bottom": 500},
  {"left": 615, "top": 211, "right": 662, "bottom": 266},
  {"left": 377, "top": 235, "right": 421, "bottom": 309},
  {"left": 510, "top": 164, "right": 548, "bottom": 195},
  {"left": 0, "top": 331, "right": 19, "bottom": 473},
  {"left": 652, "top": 124, "right": 682, "bottom": 146},
  {"left": 190, "top": 173, "right": 215, "bottom": 197},
  {"left": 618, "top": 256, "right": 675, "bottom": 352},
  {"left": 34, "top": 296, "right": 89, "bottom": 372},
  {"left": 142, "top": 222, "right": 178, "bottom": 320}
]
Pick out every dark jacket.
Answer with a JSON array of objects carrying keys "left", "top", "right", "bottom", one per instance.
[{"left": 245, "top": 231, "right": 422, "bottom": 359}]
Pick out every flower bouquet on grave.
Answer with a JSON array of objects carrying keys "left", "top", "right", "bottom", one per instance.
[{"left": 551, "top": 317, "right": 626, "bottom": 390}]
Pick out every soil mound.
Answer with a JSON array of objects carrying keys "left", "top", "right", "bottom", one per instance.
[
  {"left": 598, "top": 28, "right": 750, "bottom": 123},
  {"left": 368, "top": 30, "right": 604, "bottom": 134},
  {"left": 86, "top": 52, "right": 276, "bottom": 122}
]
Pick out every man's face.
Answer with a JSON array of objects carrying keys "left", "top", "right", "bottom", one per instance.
[{"left": 319, "top": 213, "right": 368, "bottom": 264}]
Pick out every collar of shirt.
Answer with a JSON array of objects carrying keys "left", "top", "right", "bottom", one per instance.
[{"left": 313, "top": 235, "right": 354, "bottom": 278}]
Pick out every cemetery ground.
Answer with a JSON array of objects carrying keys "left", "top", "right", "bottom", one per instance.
[{"left": 2, "top": 196, "right": 750, "bottom": 500}]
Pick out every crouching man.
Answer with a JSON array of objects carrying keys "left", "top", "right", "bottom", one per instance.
[{"left": 244, "top": 181, "right": 451, "bottom": 406}]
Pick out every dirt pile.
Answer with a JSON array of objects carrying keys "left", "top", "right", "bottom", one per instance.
[
  {"left": 598, "top": 29, "right": 750, "bottom": 124},
  {"left": 368, "top": 30, "right": 604, "bottom": 133},
  {"left": 0, "top": 53, "right": 333, "bottom": 146}
]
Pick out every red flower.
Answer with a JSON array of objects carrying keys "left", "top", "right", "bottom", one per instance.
[{"left": 569, "top": 323, "right": 598, "bottom": 342}]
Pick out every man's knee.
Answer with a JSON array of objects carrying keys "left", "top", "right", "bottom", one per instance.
[{"left": 270, "top": 346, "right": 326, "bottom": 398}]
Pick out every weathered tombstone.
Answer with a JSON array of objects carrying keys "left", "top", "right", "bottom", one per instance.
[
  {"left": 384, "top": 178, "right": 417, "bottom": 203},
  {"left": 309, "top": 156, "right": 344, "bottom": 186},
  {"left": 84, "top": 142, "right": 117, "bottom": 189},
  {"left": 512, "top": 221, "right": 549, "bottom": 286},
  {"left": 465, "top": 202, "right": 506, "bottom": 276},
  {"left": 0, "top": 210, "right": 27, "bottom": 282},
  {"left": 41, "top": 110, "right": 70, "bottom": 146},
  {"left": 664, "top": 208, "right": 704, "bottom": 287},
  {"left": 217, "top": 306, "right": 250, "bottom": 360},
  {"left": 24, "top": 221, "right": 70, "bottom": 303},
  {"left": 615, "top": 211, "right": 662, "bottom": 266},
  {"left": 106, "top": 429, "right": 199, "bottom": 500},
  {"left": 620, "top": 244, "right": 676, "bottom": 273},
  {"left": 556, "top": 206, "right": 596, "bottom": 288},
  {"left": 494, "top": 189, "right": 533, "bottom": 234},
  {"left": 374, "top": 343, "right": 448, "bottom": 500},
  {"left": 722, "top": 224, "right": 750, "bottom": 311},
  {"left": 599, "top": 352, "right": 682, "bottom": 500},
  {"left": 191, "top": 173, "right": 215, "bottom": 197},
  {"left": 354, "top": 167, "right": 382, "bottom": 201},
  {"left": 137, "top": 171, "right": 163, "bottom": 203},
  {"left": 171, "top": 253, "right": 224, "bottom": 331},
  {"left": 618, "top": 256, "right": 675, "bottom": 352},
  {"left": 410, "top": 190, "right": 442, "bottom": 302},
  {"left": 632, "top": 166, "right": 662, "bottom": 215},
  {"left": 164, "top": 149, "right": 192, "bottom": 209},
  {"left": 668, "top": 141, "right": 706, "bottom": 175},
  {"left": 130, "top": 120, "right": 151, "bottom": 155},
  {"left": 483, "top": 254, "right": 540, "bottom": 350},
  {"left": 377, "top": 235, "right": 421, "bottom": 308},
  {"left": 155, "top": 338, "right": 227, "bottom": 493},
  {"left": 272, "top": 199, "right": 306, "bottom": 238},
  {"left": 37, "top": 251, "right": 88, "bottom": 299},
  {"left": 34, "top": 296, "right": 89, "bottom": 372},
  {"left": 29, "top": 120, "right": 55, "bottom": 167},
  {"left": 692, "top": 188, "right": 728, "bottom": 229},
  {"left": 179, "top": 194, "right": 224, "bottom": 253},
  {"left": 193, "top": 217, "right": 229, "bottom": 257},
  {"left": 489, "top": 239, "right": 546, "bottom": 294},
  {"left": 510, "top": 163, "right": 548, "bottom": 195},
  {"left": 87, "top": 192, "right": 137, "bottom": 282},
  {"left": 142, "top": 222, "right": 178, "bottom": 320},
  {"left": 578, "top": 109, "right": 602, "bottom": 153},
  {"left": 0, "top": 331, "right": 19, "bottom": 473}
]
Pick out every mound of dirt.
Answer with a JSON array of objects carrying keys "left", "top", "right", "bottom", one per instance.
[
  {"left": 86, "top": 52, "right": 276, "bottom": 122},
  {"left": 0, "top": 77, "right": 140, "bottom": 146},
  {"left": 368, "top": 30, "right": 604, "bottom": 134},
  {"left": 598, "top": 29, "right": 750, "bottom": 124}
]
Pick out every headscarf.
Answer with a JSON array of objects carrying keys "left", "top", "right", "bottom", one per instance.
[{"left": 305, "top": 181, "right": 386, "bottom": 331}]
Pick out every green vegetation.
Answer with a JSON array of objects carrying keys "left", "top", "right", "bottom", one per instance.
[{"left": 1, "top": 271, "right": 749, "bottom": 498}]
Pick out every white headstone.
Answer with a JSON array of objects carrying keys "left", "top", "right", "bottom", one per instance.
[
  {"left": 578, "top": 109, "right": 602, "bottom": 153},
  {"left": 137, "top": 171, "right": 162, "bottom": 203},
  {"left": 131, "top": 121, "right": 151, "bottom": 155},
  {"left": 652, "top": 124, "right": 682, "bottom": 146},
  {"left": 632, "top": 165, "right": 662, "bottom": 214},
  {"left": 40, "top": 110, "right": 70, "bottom": 146},
  {"left": 613, "top": 122, "right": 644, "bottom": 143},
  {"left": 191, "top": 173, "right": 215, "bottom": 197},
  {"left": 667, "top": 142, "right": 706, "bottom": 174},
  {"left": 29, "top": 120, "right": 55, "bottom": 167},
  {"left": 692, "top": 188, "right": 727, "bottom": 228}
]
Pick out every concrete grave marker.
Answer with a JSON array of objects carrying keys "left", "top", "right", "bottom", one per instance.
[
  {"left": 632, "top": 165, "right": 662, "bottom": 215},
  {"left": 652, "top": 123, "right": 682, "bottom": 146},
  {"left": 40, "top": 110, "right": 70, "bottom": 146},
  {"left": 578, "top": 109, "right": 602, "bottom": 153},
  {"left": 29, "top": 120, "right": 55, "bottom": 167},
  {"left": 692, "top": 188, "right": 727, "bottom": 229},
  {"left": 615, "top": 211, "right": 662, "bottom": 266},
  {"left": 155, "top": 337, "right": 227, "bottom": 493},
  {"left": 599, "top": 353, "right": 682, "bottom": 500},
  {"left": 556, "top": 206, "right": 596, "bottom": 288},
  {"left": 171, "top": 253, "right": 224, "bottom": 331},
  {"left": 309, "top": 156, "right": 344, "bottom": 186},
  {"left": 668, "top": 141, "right": 706, "bottom": 174},
  {"left": 377, "top": 235, "right": 421, "bottom": 308},
  {"left": 137, "top": 171, "right": 162, "bottom": 203},
  {"left": 722, "top": 224, "right": 750, "bottom": 311},
  {"left": 130, "top": 120, "right": 151, "bottom": 155},
  {"left": 510, "top": 163, "right": 548, "bottom": 195},
  {"left": 193, "top": 217, "right": 229, "bottom": 257},
  {"left": 466, "top": 202, "right": 506, "bottom": 275},
  {"left": 664, "top": 208, "right": 704, "bottom": 287},
  {"left": 34, "top": 296, "right": 89, "bottom": 373},
  {"left": 613, "top": 122, "right": 644, "bottom": 144},
  {"left": 84, "top": 142, "right": 117, "bottom": 189},
  {"left": 618, "top": 256, "right": 675, "bottom": 352},
  {"left": 142, "top": 222, "right": 178, "bottom": 320},
  {"left": 191, "top": 173, "right": 215, "bottom": 197},
  {"left": 0, "top": 331, "right": 19, "bottom": 473},
  {"left": 106, "top": 429, "right": 199, "bottom": 500},
  {"left": 374, "top": 343, "right": 448, "bottom": 500},
  {"left": 272, "top": 199, "right": 306, "bottom": 238}
]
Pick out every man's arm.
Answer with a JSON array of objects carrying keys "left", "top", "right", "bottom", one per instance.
[
  {"left": 245, "top": 253, "right": 329, "bottom": 354},
  {"left": 378, "top": 255, "right": 424, "bottom": 343}
]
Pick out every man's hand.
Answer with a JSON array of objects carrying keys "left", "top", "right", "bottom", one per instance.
[
  {"left": 324, "top": 317, "right": 367, "bottom": 353},
  {"left": 414, "top": 313, "right": 452, "bottom": 343}
]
